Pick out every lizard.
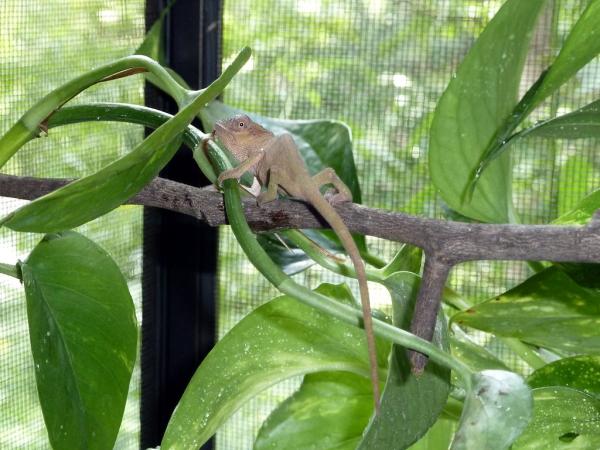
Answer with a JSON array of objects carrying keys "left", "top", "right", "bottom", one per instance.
[{"left": 211, "top": 114, "right": 381, "bottom": 412}]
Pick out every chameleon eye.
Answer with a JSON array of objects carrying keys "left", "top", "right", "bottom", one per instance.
[{"left": 239, "top": 122, "right": 245, "bottom": 127}]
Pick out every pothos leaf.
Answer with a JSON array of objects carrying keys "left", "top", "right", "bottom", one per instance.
[{"left": 22, "top": 231, "right": 137, "bottom": 450}]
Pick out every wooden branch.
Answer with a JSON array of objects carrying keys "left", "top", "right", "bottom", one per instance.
[
  {"left": 3, "top": 172, "right": 600, "bottom": 373},
  {"left": 5, "top": 173, "right": 597, "bottom": 263},
  {"left": 409, "top": 256, "right": 452, "bottom": 373}
]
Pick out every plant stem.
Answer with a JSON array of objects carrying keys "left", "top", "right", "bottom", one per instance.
[
  {"left": 362, "top": 251, "right": 386, "bottom": 268},
  {"left": 0, "top": 262, "right": 19, "bottom": 279},
  {"left": 207, "top": 143, "right": 473, "bottom": 388},
  {"left": 282, "top": 230, "right": 385, "bottom": 282},
  {"left": 0, "top": 55, "right": 189, "bottom": 170},
  {"left": 502, "top": 337, "right": 546, "bottom": 370},
  {"left": 43, "top": 103, "right": 216, "bottom": 183}
]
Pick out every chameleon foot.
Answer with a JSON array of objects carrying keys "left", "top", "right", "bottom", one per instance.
[{"left": 324, "top": 188, "right": 351, "bottom": 205}]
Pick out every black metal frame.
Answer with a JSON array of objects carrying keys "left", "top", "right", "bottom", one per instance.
[{"left": 141, "top": 1, "right": 221, "bottom": 448}]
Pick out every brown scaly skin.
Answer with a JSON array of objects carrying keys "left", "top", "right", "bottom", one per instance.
[{"left": 212, "top": 114, "right": 381, "bottom": 413}]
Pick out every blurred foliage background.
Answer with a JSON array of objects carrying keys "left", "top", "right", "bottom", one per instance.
[{"left": 0, "top": 0, "right": 599, "bottom": 449}]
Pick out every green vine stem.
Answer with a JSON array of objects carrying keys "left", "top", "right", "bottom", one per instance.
[
  {"left": 282, "top": 230, "right": 385, "bottom": 283},
  {"left": 0, "top": 262, "right": 19, "bottom": 279},
  {"left": 361, "top": 250, "right": 386, "bottom": 269},
  {"left": 0, "top": 48, "right": 251, "bottom": 171},
  {"left": 30, "top": 103, "right": 216, "bottom": 183},
  {"left": 206, "top": 142, "right": 474, "bottom": 388},
  {"left": 502, "top": 338, "right": 546, "bottom": 370},
  {"left": 0, "top": 55, "right": 184, "bottom": 170}
]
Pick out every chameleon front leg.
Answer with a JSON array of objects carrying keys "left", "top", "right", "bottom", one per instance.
[
  {"left": 217, "top": 151, "right": 264, "bottom": 186},
  {"left": 312, "top": 168, "right": 353, "bottom": 204},
  {"left": 257, "top": 166, "right": 289, "bottom": 206}
]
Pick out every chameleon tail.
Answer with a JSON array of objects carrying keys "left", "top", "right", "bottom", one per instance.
[{"left": 305, "top": 189, "right": 381, "bottom": 413}]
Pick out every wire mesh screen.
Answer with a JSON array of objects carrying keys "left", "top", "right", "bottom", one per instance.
[
  {"left": 217, "top": 0, "right": 599, "bottom": 447},
  {"left": 0, "top": 2, "right": 145, "bottom": 448}
]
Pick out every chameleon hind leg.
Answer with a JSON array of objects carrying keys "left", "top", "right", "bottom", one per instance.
[{"left": 312, "top": 168, "right": 353, "bottom": 204}]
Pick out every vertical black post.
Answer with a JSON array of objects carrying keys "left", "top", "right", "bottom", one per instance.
[{"left": 141, "top": 1, "right": 221, "bottom": 448}]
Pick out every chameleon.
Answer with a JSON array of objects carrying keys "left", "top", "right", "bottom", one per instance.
[{"left": 211, "top": 114, "right": 381, "bottom": 411}]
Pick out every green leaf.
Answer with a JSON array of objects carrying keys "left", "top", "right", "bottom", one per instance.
[
  {"left": 254, "top": 272, "right": 449, "bottom": 450},
  {"left": 358, "top": 272, "right": 451, "bottom": 449},
  {"left": 408, "top": 417, "right": 455, "bottom": 450},
  {"left": 518, "top": 99, "right": 600, "bottom": 141},
  {"left": 557, "top": 155, "right": 596, "bottom": 218},
  {"left": 554, "top": 186, "right": 600, "bottom": 226},
  {"left": 513, "top": 387, "right": 600, "bottom": 449},
  {"left": 254, "top": 233, "right": 316, "bottom": 275},
  {"left": 379, "top": 244, "right": 423, "bottom": 278},
  {"left": 528, "top": 356, "right": 600, "bottom": 397},
  {"left": 200, "top": 100, "right": 365, "bottom": 271},
  {"left": 428, "top": 0, "right": 548, "bottom": 223},
  {"left": 161, "top": 283, "right": 390, "bottom": 449},
  {"left": 450, "top": 335, "right": 510, "bottom": 373},
  {"left": 470, "top": 0, "right": 600, "bottom": 187},
  {"left": 528, "top": 0, "right": 600, "bottom": 108},
  {"left": 452, "top": 267, "right": 600, "bottom": 354},
  {"left": 450, "top": 370, "right": 533, "bottom": 450},
  {"left": 553, "top": 262, "right": 600, "bottom": 289},
  {"left": 21, "top": 231, "right": 137, "bottom": 450},
  {"left": 254, "top": 372, "right": 372, "bottom": 450},
  {"left": 258, "top": 229, "right": 355, "bottom": 276},
  {"left": 1, "top": 135, "right": 182, "bottom": 233}
]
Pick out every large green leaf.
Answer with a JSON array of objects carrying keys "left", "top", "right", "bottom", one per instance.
[
  {"left": 478, "top": 101, "right": 600, "bottom": 183},
  {"left": 450, "top": 334, "right": 510, "bottom": 373},
  {"left": 21, "top": 231, "right": 137, "bottom": 449},
  {"left": 0, "top": 125, "right": 180, "bottom": 232},
  {"left": 528, "top": 0, "right": 600, "bottom": 108},
  {"left": 553, "top": 262, "right": 600, "bottom": 290},
  {"left": 470, "top": 0, "right": 600, "bottom": 185},
  {"left": 452, "top": 267, "right": 600, "bottom": 354},
  {"left": 358, "top": 272, "right": 451, "bottom": 449},
  {"left": 450, "top": 370, "right": 532, "bottom": 450},
  {"left": 161, "top": 283, "right": 390, "bottom": 449},
  {"left": 254, "top": 372, "right": 372, "bottom": 450},
  {"left": 254, "top": 271, "right": 449, "bottom": 450},
  {"left": 429, "top": 0, "right": 547, "bottom": 223},
  {"left": 528, "top": 356, "right": 600, "bottom": 397},
  {"left": 517, "top": 99, "right": 600, "bottom": 141},
  {"left": 513, "top": 387, "right": 600, "bottom": 449},
  {"left": 200, "top": 100, "right": 365, "bottom": 271}
]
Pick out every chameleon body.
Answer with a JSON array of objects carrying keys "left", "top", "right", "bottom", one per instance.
[{"left": 213, "top": 115, "right": 381, "bottom": 411}]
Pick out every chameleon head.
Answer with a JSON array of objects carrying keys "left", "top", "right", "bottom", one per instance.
[{"left": 213, "top": 114, "right": 273, "bottom": 159}]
